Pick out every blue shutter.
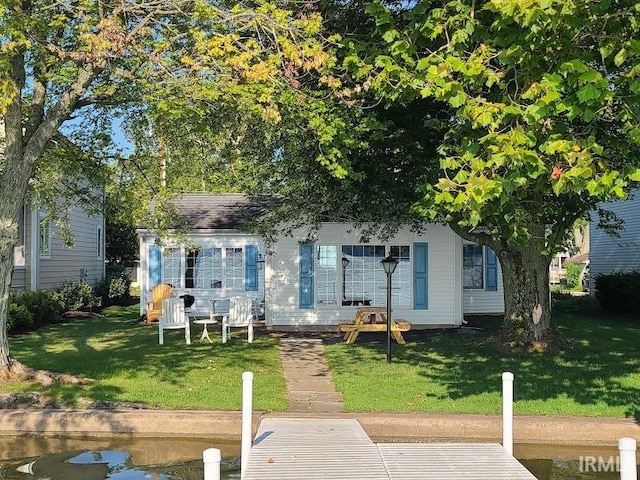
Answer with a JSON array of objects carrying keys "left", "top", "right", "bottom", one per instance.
[
  {"left": 485, "top": 247, "right": 498, "bottom": 291},
  {"left": 245, "top": 245, "right": 259, "bottom": 291},
  {"left": 413, "top": 243, "right": 428, "bottom": 310},
  {"left": 299, "top": 243, "right": 314, "bottom": 309},
  {"left": 149, "top": 245, "right": 162, "bottom": 289}
]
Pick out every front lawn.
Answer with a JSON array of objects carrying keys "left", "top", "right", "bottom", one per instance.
[
  {"left": 324, "top": 313, "right": 640, "bottom": 417},
  {"left": 2, "top": 304, "right": 287, "bottom": 411}
]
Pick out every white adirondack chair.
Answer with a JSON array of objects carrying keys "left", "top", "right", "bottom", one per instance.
[
  {"left": 222, "top": 296, "right": 254, "bottom": 344},
  {"left": 159, "top": 297, "right": 191, "bottom": 345}
]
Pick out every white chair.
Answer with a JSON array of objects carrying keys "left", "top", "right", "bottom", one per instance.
[
  {"left": 159, "top": 298, "right": 191, "bottom": 345},
  {"left": 222, "top": 296, "right": 254, "bottom": 344}
]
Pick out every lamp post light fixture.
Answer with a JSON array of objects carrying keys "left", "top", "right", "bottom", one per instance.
[
  {"left": 341, "top": 256, "right": 350, "bottom": 302},
  {"left": 257, "top": 253, "right": 265, "bottom": 271},
  {"left": 380, "top": 255, "right": 399, "bottom": 363}
]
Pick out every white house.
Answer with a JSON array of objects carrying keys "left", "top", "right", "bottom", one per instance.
[
  {"left": 137, "top": 194, "right": 505, "bottom": 330},
  {"left": 10, "top": 199, "right": 106, "bottom": 292},
  {"left": 589, "top": 188, "right": 640, "bottom": 285}
]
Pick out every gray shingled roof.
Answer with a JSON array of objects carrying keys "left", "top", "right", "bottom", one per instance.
[{"left": 171, "top": 193, "right": 268, "bottom": 230}]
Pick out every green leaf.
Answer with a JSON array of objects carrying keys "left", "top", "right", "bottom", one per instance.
[
  {"left": 576, "top": 84, "right": 600, "bottom": 104},
  {"left": 614, "top": 48, "right": 626, "bottom": 67}
]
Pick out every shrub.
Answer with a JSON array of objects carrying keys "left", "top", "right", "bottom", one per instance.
[
  {"left": 565, "top": 263, "right": 585, "bottom": 290},
  {"left": 551, "top": 291, "right": 601, "bottom": 315},
  {"left": 594, "top": 271, "right": 640, "bottom": 314},
  {"left": 7, "top": 303, "right": 34, "bottom": 333},
  {"left": 53, "top": 280, "right": 99, "bottom": 311},
  {"left": 95, "top": 274, "right": 132, "bottom": 307},
  {"left": 14, "top": 290, "right": 63, "bottom": 326}
]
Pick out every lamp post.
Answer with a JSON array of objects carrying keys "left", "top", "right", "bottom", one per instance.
[
  {"left": 341, "top": 256, "right": 350, "bottom": 303},
  {"left": 381, "top": 255, "right": 398, "bottom": 363},
  {"left": 257, "top": 254, "right": 266, "bottom": 318}
]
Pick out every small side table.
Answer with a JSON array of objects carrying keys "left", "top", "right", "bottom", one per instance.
[{"left": 193, "top": 317, "right": 220, "bottom": 343}]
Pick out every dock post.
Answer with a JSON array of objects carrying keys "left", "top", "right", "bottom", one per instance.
[
  {"left": 618, "top": 437, "right": 637, "bottom": 480},
  {"left": 502, "top": 372, "right": 514, "bottom": 456},
  {"left": 241, "top": 371, "right": 254, "bottom": 479},
  {"left": 203, "top": 448, "right": 221, "bottom": 480}
]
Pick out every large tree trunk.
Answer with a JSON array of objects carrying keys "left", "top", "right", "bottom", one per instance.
[{"left": 495, "top": 245, "right": 565, "bottom": 352}]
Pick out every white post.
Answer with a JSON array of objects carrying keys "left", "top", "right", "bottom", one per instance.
[
  {"left": 619, "top": 437, "right": 637, "bottom": 480},
  {"left": 502, "top": 372, "right": 514, "bottom": 456},
  {"left": 241, "top": 371, "right": 254, "bottom": 479},
  {"left": 203, "top": 448, "right": 221, "bottom": 480}
]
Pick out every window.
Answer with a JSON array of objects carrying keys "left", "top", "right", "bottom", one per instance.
[
  {"left": 390, "top": 245, "right": 411, "bottom": 307},
  {"left": 39, "top": 213, "right": 51, "bottom": 257},
  {"left": 342, "top": 245, "right": 386, "bottom": 305},
  {"left": 184, "top": 247, "right": 240, "bottom": 289},
  {"left": 225, "top": 247, "right": 243, "bottom": 289},
  {"left": 317, "top": 245, "right": 338, "bottom": 305},
  {"left": 163, "top": 248, "right": 183, "bottom": 287},
  {"left": 463, "top": 244, "right": 484, "bottom": 289},
  {"left": 96, "top": 225, "right": 103, "bottom": 259}
]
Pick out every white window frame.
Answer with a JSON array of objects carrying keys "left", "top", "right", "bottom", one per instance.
[
  {"left": 463, "top": 244, "right": 484, "bottom": 289},
  {"left": 39, "top": 212, "right": 51, "bottom": 258}
]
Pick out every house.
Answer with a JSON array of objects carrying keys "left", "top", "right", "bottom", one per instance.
[
  {"left": 137, "top": 193, "right": 505, "bottom": 329},
  {"left": 589, "top": 188, "right": 640, "bottom": 289},
  {"left": 10, "top": 199, "right": 106, "bottom": 292}
]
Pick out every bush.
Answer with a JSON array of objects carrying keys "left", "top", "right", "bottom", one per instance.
[
  {"left": 14, "top": 290, "right": 63, "bottom": 326},
  {"left": 7, "top": 303, "right": 34, "bottom": 333},
  {"left": 95, "top": 274, "right": 132, "bottom": 307},
  {"left": 551, "top": 291, "right": 601, "bottom": 315},
  {"left": 53, "top": 280, "right": 99, "bottom": 311},
  {"left": 565, "top": 263, "right": 585, "bottom": 290},
  {"left": 594, "top": 271, "right": 640, "bottom": 314}
]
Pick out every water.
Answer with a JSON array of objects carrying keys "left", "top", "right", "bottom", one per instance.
[
  {"left": 0, "top": 436, "right": 240, "bottom": 480},
  {"left": 0, "top": 437, "right": 637, "bottom": 479}
]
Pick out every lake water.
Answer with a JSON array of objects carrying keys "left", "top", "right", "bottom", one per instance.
[{"left": 0, "top": 437, "right": 636, "bottom": 479}]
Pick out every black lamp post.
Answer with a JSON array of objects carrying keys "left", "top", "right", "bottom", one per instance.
[
  {"left": 341, "top": 256, "right": 350, "bottom": 302},
  {"left": 381, "top": 255, "right": 399, "bottom": 362},
  {"left": 256, "top": 253, "right": 267, "bottom": 307}
]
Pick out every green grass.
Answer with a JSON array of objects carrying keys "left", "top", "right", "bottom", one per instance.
[
  {"left": 2, "top": 304, "right": 287, "bottom": 411},
  {"left": 4, "top": 303, "right": 639, "bottom": 418},
  {"left": 324, "top": 313, "right": 640, "bottom": 418}
]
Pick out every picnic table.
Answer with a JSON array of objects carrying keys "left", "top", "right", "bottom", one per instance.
[{"left": 338, "top": 306, "right": 412, "bottom": 344}]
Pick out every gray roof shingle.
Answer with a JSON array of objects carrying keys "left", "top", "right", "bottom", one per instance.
[{"left": 171, "top": 193, "right": 268, "bottom": 230}]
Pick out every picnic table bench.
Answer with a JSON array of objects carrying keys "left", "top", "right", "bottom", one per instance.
[{"left": 338, "top": 307, "right": 412, "bottom": 344}]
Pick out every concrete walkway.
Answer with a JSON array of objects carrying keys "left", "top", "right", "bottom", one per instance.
[{"left": 279, "top": 338, "right": 344, "bottom": 413}]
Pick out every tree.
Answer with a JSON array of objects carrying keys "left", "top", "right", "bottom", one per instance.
[
  {"left": 342, "top": 0, "right": 640, "bottom": 349},
  {"left": 0, "top": 0, "right": 335, "bottom": 375}
]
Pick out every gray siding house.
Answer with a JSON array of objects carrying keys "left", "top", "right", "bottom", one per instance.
[
  {"left": 589, "top": 188, "right": 640, "bottom": 287},
  {"left": 138, "top": 194, "right": 505, "bottom": 330},
  {"left": 11, "top": 199, "right": 106, "bottom": 292}
]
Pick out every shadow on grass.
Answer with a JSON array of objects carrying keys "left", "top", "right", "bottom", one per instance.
[
  {"left": 327, "top": 313, "right": 640, "bottom": 419},
  {"left": 8, "top": 304, "right": 285, "bottom": 411}
]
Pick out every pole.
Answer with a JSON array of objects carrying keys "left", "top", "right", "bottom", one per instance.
[
  {"left": 386, "top": 271, "right": 392, "bottom": 363},
  {"left": 203, "top": 448, "right": 221, "bottom": 480},
  {"left": 618, "top": 437, "right": 637, "bottom": 480},
  {"left": 502, "top": 372, "right": 514, "bottom": 456},
  {"left": 241, "top": 371, "right": 253, "bottom": 479}
]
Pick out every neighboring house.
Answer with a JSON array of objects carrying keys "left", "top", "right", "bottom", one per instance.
[
  {"left": 589, "top": 188, "right": 640, "bottom": 289},
  {"left": 137, "top": 194, "right": 505, "bottom": 330},
  {"left": 10, "top": 200, "right": 106, "bottom": 292}
]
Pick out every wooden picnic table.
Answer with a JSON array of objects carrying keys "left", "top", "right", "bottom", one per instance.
[{"left": 338, "top": 307, "right": 411, "bottom": 345}]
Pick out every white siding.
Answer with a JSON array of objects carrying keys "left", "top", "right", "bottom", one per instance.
[
  {"left": 138, "top": 231, "right": 265, "bottom": 318},
  {"left": 590, "top": 189, "right": 640, "bottom": 282},
  {"left": 461, "top": 242, "right": 505, "bottom": 315},
  {"left": 266, "top": 223, "right": 465, "bottom": 328}
]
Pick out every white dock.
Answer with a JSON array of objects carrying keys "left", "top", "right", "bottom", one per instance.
[{"left": 243, "top": 418, "right": 537, "bottom": 480}]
